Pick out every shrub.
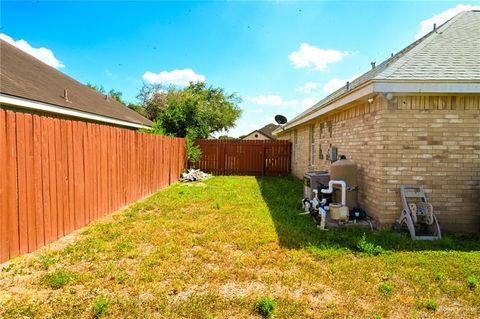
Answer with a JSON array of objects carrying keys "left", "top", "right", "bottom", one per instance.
[
  {"left": 467, "top": 275, "right": 478, "bottom": 290},
  {"left": 255, "top": 297, "right": 277, "bottom": 318},
  {"left": 356, "top": 233, "right": 384, "bottom": 255},
  {"left": 378, "top": 282, "right": 393, "bottom": 296},
  {"left": 92, "top": 297, "right": 109, "bottom": 318},
  {"left": 425, "top": 298, "right": 438, "bottom": 311},
  {"left": 186, "top": 138, "right": 202, "bottom": 163},
  {"left": 40, "top": 269, "right": 75, "bottom": 289}
]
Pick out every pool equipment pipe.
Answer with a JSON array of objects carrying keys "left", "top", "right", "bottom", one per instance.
[{"left": 321, "top": 180, "right": 346, "bottom": 206}]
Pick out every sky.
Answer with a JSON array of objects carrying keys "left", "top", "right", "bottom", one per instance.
[{"left": 1, "top": 1, "right": 479, "bottom": 137}]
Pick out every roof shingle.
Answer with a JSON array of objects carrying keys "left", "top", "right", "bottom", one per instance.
[{"left": 0, "top": 40, "right": 152, "bottom": 126}]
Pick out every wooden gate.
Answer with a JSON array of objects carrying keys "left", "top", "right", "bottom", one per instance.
[{"left": 191, "top": 140, "right": 291, "bottom": 175}]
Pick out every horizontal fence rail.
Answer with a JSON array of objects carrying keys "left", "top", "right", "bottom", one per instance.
[
  {"left": 191, "top": 139, "right": 291, "bottom": 176},
  {"left": 0, "top": 107, "right": 185, "bottom": 263}
]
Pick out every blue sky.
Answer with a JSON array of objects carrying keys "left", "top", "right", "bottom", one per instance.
[{"left": 2, "top": 1, "right": 479, "bottom": 136}]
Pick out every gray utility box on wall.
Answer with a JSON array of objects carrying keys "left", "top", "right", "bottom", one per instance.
[{"left": 303, "top": 171, "right": 330, "bottom": 199}]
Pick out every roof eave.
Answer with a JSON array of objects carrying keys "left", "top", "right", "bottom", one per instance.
[
  {"left": 0, "top": 93, "right": 152, "bottom": 129},
  {"left": 274, "top": 80, "right": 480, "bottom": 135}
]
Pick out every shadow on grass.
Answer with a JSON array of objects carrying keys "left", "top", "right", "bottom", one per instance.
[{"left": 256, "top": 175, "right": 480, "bottom": 252}]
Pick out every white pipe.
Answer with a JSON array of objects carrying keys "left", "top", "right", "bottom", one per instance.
[
  {"left": 321, "top": 180, "right": 347, "bottom": 206},
  {"left": 319, "top": 207, "right": 326, "bottom": 230}
]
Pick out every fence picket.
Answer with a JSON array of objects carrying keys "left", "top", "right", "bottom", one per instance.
[
  {"left": 0, "top": 108, "right": 186, "bottom": 263},
  {"left": 191, "top": 140, "right": 291, "bottom": 176}
]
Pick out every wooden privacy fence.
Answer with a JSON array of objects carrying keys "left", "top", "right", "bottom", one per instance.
[
  {"left": 0, "top": 107, "right": 185, "bottom": 263},
  {"left": 191, "top": 139, "right": 291, "bottom": 175}
]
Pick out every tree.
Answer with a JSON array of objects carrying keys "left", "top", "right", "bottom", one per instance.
[
  {"left": 140, "top": 82, "right": 242, "bottom": 163},
  {"left": 87, "top": 83, "right": 127, "bottom": 105},
  {"left": 140, "top": 82, "right": 242, "bottom": 138},
  {"left": 218, "top": 135, "right": 236, "bottom": 140},
  {"left": 107, "top": 89, "right": 125, "bottom": 105},
  {"left": 136, "top": 83, "right": 169, "bottom": 121}
]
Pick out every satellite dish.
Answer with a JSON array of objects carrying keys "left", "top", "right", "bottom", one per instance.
[{"left": 274, "top": 114, "right": 288, "bottom": 125}]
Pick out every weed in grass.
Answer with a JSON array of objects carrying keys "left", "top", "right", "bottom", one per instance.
[
  {"left": 356, "top": 233, "right": 384, "bottom": 255},
  {"left": 141, "top": 271, "right": 154, "bottom": 282},
  {"left": 330, "top": 266, "right": 338, "bottom": 274},
  {"left": 4, "top": 302, "right": 38, "bottom": 317},
  {"left": 40, "top": 269, "right": 76, "bottom": 289},
  {"left": 1, "top": 262, "right": 14, "bottom": 272},
  {"left": 38, "top": 254, "right": 56, "bottom": 269},
  {"left": 435, "top": 272, "right": 445, "bottom": 281},
  {"left": 378, "top": 282, "right": 393, "bottom": 296},
  {"left": 255, "top": 297, "right": 277, "bottom": 318},
  {"left": 467, "top": 275, "right": 478, "bottom": 290},
  {"left": 425, "top": 298, "right": 438, "bottom": 311},
  {"left": 92, "top": 297, "right": 109, "bottom": 318},
  {"left": 212, "top": 201, "right": 221, "bottom": 210}
]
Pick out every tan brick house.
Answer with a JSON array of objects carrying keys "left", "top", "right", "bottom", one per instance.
[{"left": 274, "top": 11, "right": 480, "bottom": 233}]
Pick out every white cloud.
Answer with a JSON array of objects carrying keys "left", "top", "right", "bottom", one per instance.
[
  {"left": 322, "top": 74, "right": 361, "bottom": 94},
  {"left": 245, "top": 94, "right": 299, "bottom": 107},
  {"left": 301, "top": 98, "right": 315, "bottom": 110},
  {"left": 415, "top": 4, "right": 480, "bottom": 39},
  {"left": 296, "top": 82, "right": 322, "bottom": 93},
  {"left": 244, "top": 94, "right": 316, "bottom": 112},
  {"left": 0, "top": 33, "right": 64, "bottom": 68},
  {"left": 142, "top": 68, "right": 205, "bottom": 86},
  {"left": 289, "top": 43, "right": 350, "bottom": 71}
]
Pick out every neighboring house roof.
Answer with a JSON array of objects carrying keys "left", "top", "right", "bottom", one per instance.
[
  {"left": 278, "top": 10, "right": 480, "bottom": 133},
  {"left": 0, "top": 40, "right": 152, "bottom": 128},
  {"left": 244, "top": 123, "right": 279, "bottom": 140}
]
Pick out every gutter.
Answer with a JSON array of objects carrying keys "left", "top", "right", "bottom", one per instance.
[{"left": 0, "top": 94, "right": 151, "bottom": 130}]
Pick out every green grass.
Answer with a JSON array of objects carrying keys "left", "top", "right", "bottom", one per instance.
[
  {"left": 0, "top": 175, "right": 479, "bottom": 318},
  {"left": 255, "top": 297, "right": 277, "bottom": 318},
  {"left": 39, "top": 269, "right": 76, "bottom": 289},
  {"left": 92, "top": 297, "right": 109, "bottom": 318}
]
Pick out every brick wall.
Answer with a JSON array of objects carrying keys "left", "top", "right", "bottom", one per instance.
[
  {"left": 381, "top": 95, "right": 480, "bottom": 233},
  {"left": 278, "top": 96, "right": 387, "bottom": 221},
  {"left": 278, "top": 94, "right": 480, "bottom": 233}
]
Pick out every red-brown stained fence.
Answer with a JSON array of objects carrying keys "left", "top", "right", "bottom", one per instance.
[
  {"left": 0, "top": 107, "right": 185, "bottom": 263},
  {"left": 191, "top": 139, "right": 291, "bottom": 175}
]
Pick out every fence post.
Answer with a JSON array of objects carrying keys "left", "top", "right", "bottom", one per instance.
[
  {"left": 262, "top": 144, "right": 266, "bottom": 176},
  {"left": 220, "top": 142, "right": 226, "bottom": 175}
]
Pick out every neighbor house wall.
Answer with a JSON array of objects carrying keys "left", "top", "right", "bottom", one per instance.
[
  {"left": 381, "top": 95, "right": 480, "bottom": 233},
  {"left": 242, "top": 131, "right": 272, "bottom": 140}
]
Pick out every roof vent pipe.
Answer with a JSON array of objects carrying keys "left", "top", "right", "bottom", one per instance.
[
  {"left": 346, "top": 81, "right": 350, "bottom": 90},
  {"left": 105, "top": 94, "right": 109, "bottom": 101},
  {"left": 63, "top": 89, "right": 69, "bottom": 102},
  {"left": 371, "top": 62, "right": 376, "bottom": 69},
  {"left": 433, "top": 23, "right": 437, "bottom": 32}
]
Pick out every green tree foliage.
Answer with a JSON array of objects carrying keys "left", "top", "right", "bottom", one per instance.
[
  {"left": 86, "top": 83, "right": 127, "bottom": 106},
  {"left": 218, "top": 135, "right": 236, "bottom": 140},
  {"left": 139, "top": 82, "right": 241, "bottom": 138},
  {"left": 139, "top": 81, "right": 241, "bottom": 163}
]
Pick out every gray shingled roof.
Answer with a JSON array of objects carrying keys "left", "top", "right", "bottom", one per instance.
[
  {"left": 288, "top": 10, "right": 480, "bottom": 126},
  {"left": 0, "top": 40, "right": 152, "bottom": 127},
  {"left": 376, "top": 11, "right": 480, "bottom": 80}
]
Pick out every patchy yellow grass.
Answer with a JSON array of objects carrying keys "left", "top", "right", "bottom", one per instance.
[{"left": 0, "top": 176, "right": 479, "bottom": 318}]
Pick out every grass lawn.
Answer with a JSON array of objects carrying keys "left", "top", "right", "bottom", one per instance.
[{"left": 0, "top": 176, "right": 479, "bottom": 318}]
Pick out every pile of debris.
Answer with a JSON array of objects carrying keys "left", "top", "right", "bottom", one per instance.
[{"left": 180, "top": 169, "right": 211, "bottom": 182}]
